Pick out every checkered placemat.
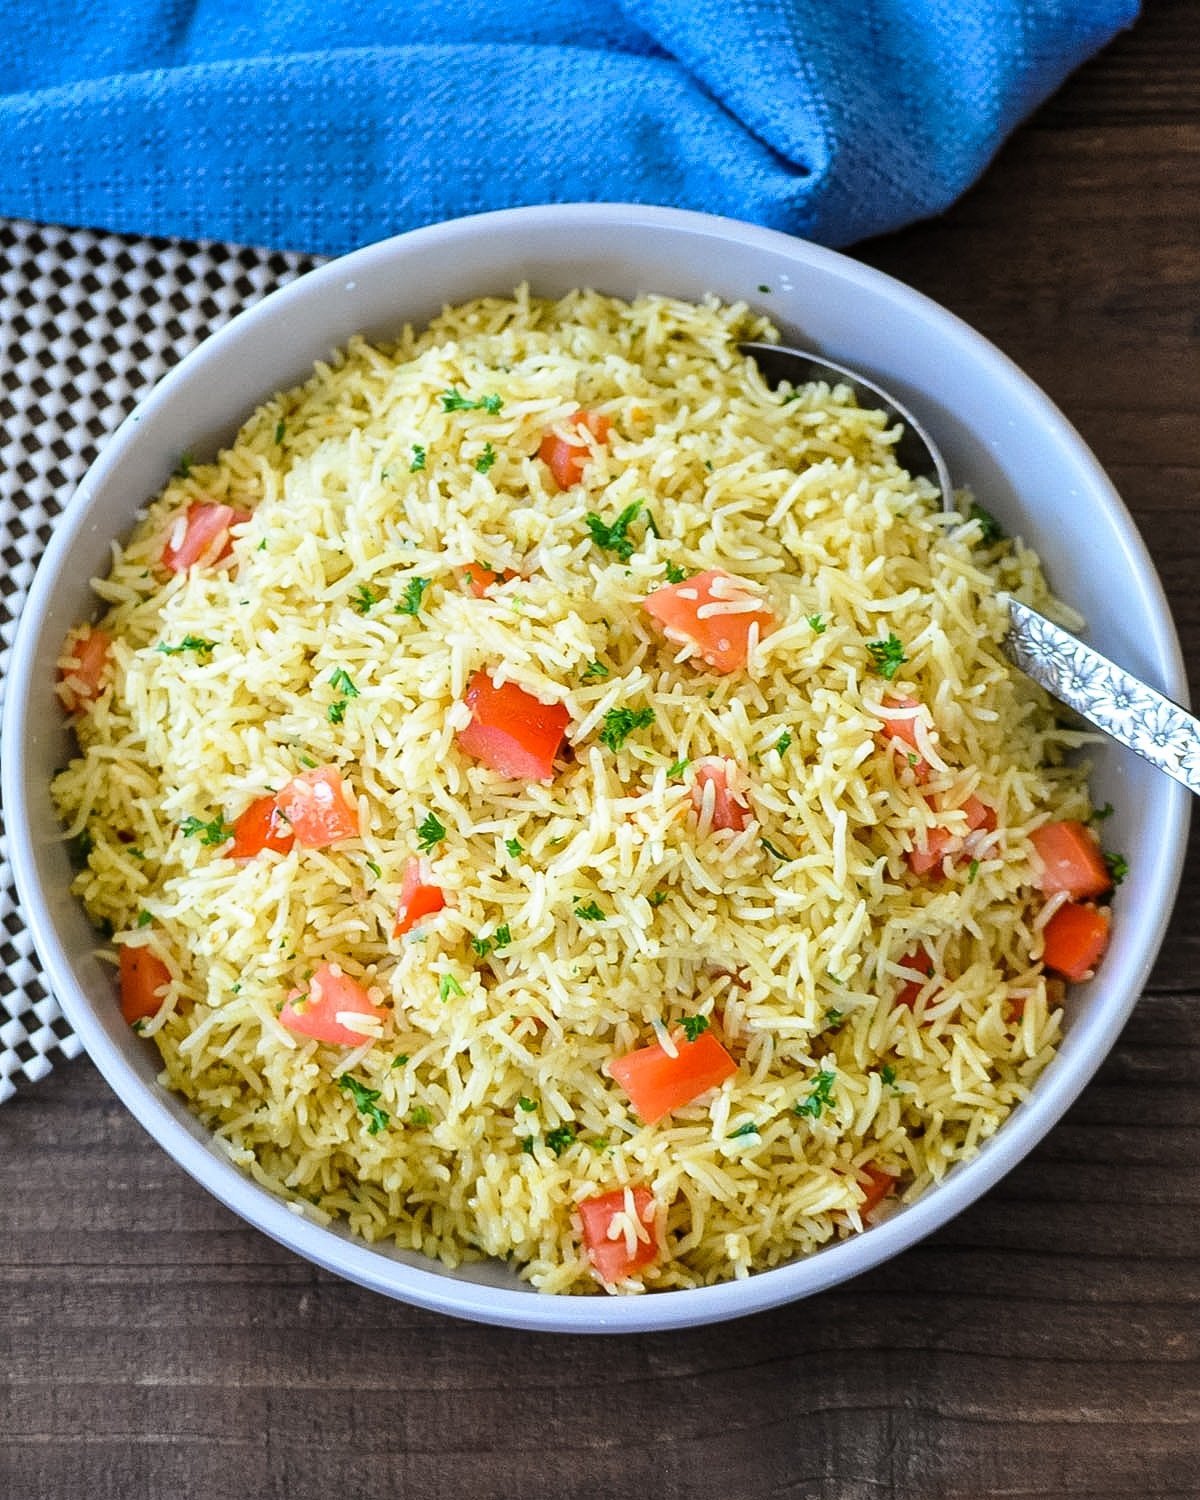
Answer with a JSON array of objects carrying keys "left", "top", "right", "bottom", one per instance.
[{"left": 0, "top": 218, "right": 319, "bottom": 1101}]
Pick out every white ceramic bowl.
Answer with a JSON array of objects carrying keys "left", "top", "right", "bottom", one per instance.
[{"left": 3, "top": 205, "right": 1188, "bottom": 1332}]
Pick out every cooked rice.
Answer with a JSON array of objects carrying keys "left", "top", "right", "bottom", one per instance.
[{"left": 52, "top": 287, "right": 1096, "bottom": 1293}]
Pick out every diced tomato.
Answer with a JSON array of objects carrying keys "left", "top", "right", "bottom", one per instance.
[
  {"left": 119, "top": 944, "right": 171, "bottom": 1025},
  {"left": 462, "top": 562, "right": 517, "bottom": 597},
  {"left": 274, "top": 765, "right": 359, "bottom": 848},
  {"left": 878, "top": 696, "right": 931, "bottom": 780},
  {"left": 57, "top": 626, "right": 112, "bottom": 711},
  {"left": 457, "top": 671, "right": 570, "bottom": 781},
  {"left": 161, "top": 502, "right": 250, "bottom": 573},
  {"left": 230, "top": 795, "right": 295, "bottom": 860},
  {"left": 894, "top": 944, "right": 936, "bottom": 1009},
  {"left": 690, "top": 756, "right": 752, "bottom": 832},
  {"left": 538, "top": 410, "right": 611, "bottom": 490},
  {"left": 1030, "top": 820, "right": 1112, "bottom": 899},
  {"left": 908, "top": 795, "right": 997, "bottom": 876},
  {"left": 1042, "top": 900, "right": 1110, "bottom": 981},
  {"left": 280, "top": 961, "right": 386, "bottom": 1047},
  {"left": 857, "top": 1164, "right": 898, "bottom": 1220},
  {"left": 609, "top": 1028, "right": 737, "bottom": 1124},
  {"left": 393, "top": 855, "right": 446, "bottom": 937},
  {"left": 642, "top": 568, "right": 776, "bottom": 674},
  {"left": 578, "top": 1186, "right": 659, "bottom": 1284}
]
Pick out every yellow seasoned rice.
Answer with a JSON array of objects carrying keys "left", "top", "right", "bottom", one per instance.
[{"left": 52, "top": 288, "right": 1098, "bottom": 1294}]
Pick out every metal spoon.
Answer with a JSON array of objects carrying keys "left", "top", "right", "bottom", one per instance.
[{"left": 741, "top": 340, "right": 1200, "bottom": 797}]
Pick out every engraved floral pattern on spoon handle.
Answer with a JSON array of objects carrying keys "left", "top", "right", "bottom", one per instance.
[{"left": 1004, "top": 598, "right": 1200, "bottom": 796}]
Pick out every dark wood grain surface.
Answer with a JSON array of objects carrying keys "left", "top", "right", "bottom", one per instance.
[{"left": 3, "top": 5, "right": 1199, "bottom": 1496}]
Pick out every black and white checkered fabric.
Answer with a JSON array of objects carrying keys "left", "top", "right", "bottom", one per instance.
[{"left": 0, "top": 218, "right": 318, "bottom": 1100}]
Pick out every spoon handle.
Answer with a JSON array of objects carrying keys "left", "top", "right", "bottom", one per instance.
[{"left": 1004, "top": 598, "right": 1200, "bottom": 797}]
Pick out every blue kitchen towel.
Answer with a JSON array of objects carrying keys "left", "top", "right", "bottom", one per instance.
[{"left": 0, "top": 1, "right": 1137, "bottom": 254}]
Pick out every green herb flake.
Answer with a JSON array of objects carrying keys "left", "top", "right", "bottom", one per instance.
[
  {"left": 728, "top": 1121, "right": 759, "bottom": 1139},
  {"left": 679, "top": 1014, "right": 709, "bottom": 1043},
  {"left": 131, "top": 1018, "right": 148, "bottom": 1035},
  {"left": 136, "top": 910, "right": 153, "bottom": 929},
  {"left": 505, "top": 837, "right": 524, "bottom": 859},
  {"left": 1090, "top": 802, "right": 1115, "bottom": 824},
  {"left": 757, "top": 283, "right": 771, "bottom": 294},
  {"left": 1105, "top": 851, "right": 1129, "bottom": 885},
  {"left": 794, "top": 1067, "right": 837, "bottom": 1120},
  {"left": 544, "top": 1125, "right": 576, "bottom": 1157},
  {"left": 585, "top": 500, "right": 643, "bottom": 563},
  {"left": 352, "top": 584, "right": 378, "bottom": 615},
  {"left": 824, "top": 1007, "right": 844, "bottom": 1031},
  {"left": 175, "top": 450, "right": 194, "bottom": 478},
  {"left": 664, "top": 561, "right": 692, "bottom": 585},
  {"left": 409, "top": 444, "right": 427, "bottom": 472},
  {"left": 391, "top": 1054, "right": 409, "bottom": 1069},
  {"left": 648, "top": 890, "right": 669, "bottom": 908},
  {"left": 180, "top": 814, "right": 233, "bottom": 847},
  {"left": 867, "top": 631, "right": 907, "bottom": 681},
  {"left": 807, "top": 614, "right": 827, "bottom": 635},
  {"left": 667, "top": 758, "right": 689, "bottom": 779},
  {"left": 327, "top": 699, "right": 348, "bottom": 725},
  {"left": 475, "top": 442, "right": 497, "bottom": 475},
  {"left": 156, "top": 635, "right": 217, "bottom": 656},
  {"left": 441, "top": 388, "right": 503, "bottom": 414},
  {"left": 298, "top": 754, "right": 317, "bottom": 770},
  {"left": 517, "top": 1096, "right": 538, "bottom": 1113},
  {"left": 416, "top": 811, "right": 447, "bottom": 851},
  {"left": 439, "top": 972, "right": 465, "bottom": 1001},
  {"left": 521, "top": 1136, "right": 536, "bottom": 1155},
  {"left": 573, "top": 899, "right": 606, "bottom": 922},
  {"left": 328, "top": 668, "right": 359, "bottom": 697},
  {"left": 128, "top": 847, "right": 145, "bottom": 861},
  {"left": 409, "top": 1105, "right": 433, "bottom": 1126},
  {"left": 880, "top": 1063, "right": 899, "bottom": 1089},
  {"left": 492, "top": 923, "right": 512, "bottom": 950},
  {"left": 761, "top": 837, "right": 791, "bottom": 862},
  {"left": 969, "top": 503, "right": 1005, "bottom": 544},
  {"left": 274, "top": 420, "right": 286, "bottom": 444},
  {"left": 337, "top": 1074, "right": 389, "bottom": 1136},
  {"left": 775, "top": 730, "right": 792, "bottom": 758},
  {"left": 395, "top": 577, "right": 431, "bottom": 617},
  {"left": 582, "top": 660, "right": 610, "bottom": 680},
  {"left": 599, "top": 704, "right": 655, "bottom": 752}
]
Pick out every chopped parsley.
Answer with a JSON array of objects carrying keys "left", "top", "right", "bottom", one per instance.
[
  {"left": 521, "top": 1136, "right": 536, "bottom": 1155},
  {"left": 648, "top": 889, "right": 669, "bottom": 908},
  {"left": 794, "top": 1067, "right": 837, "bottom": 1120},
  {"left": 328, "top": 668, "right": 359, "bottom": 697},
  {"left": 757, "top": 283, "right": 771, "bottom": 293},
  {"left": 585, "top": 500, "right": 643, "bottom": 563},
  {"left": 880, "top": 1063, "right": 900, "bottom": 1090},
  {"left": 544, "top": 1125, "right": 577, "bottom": 1157},
  {"left": 337, "top": 1074, "right": 389, "bottom": 1135},
  {"left": 327, "top": 699, "right": 348, "bottom": 725},
  {"left": 967, "top": 858, "right": 980, "bottom": 883},
  {"left": 599, "top": 704, "right": 655, "bottom": 752},
  {"left": 352, "top": 584, "right": 378, "bottom": 614},
  {"left": 807, "top": 614, "right": 827, "bottom": 635},
  {"left": 472, "top": 924, "right": 512, "bottom": 957},
  {"left": 274, "top": 420, "right": 286, "bottom": 444},
  {"left": 679, "top": 1014, "right": 709, "bottom": 1043},
  {"left": 1090, "top": 802, "right": 1115, "bottom": 824},
  {"left": 517, "top": 1096, "right": 537, "bottom": 1113},
  {"left": 573, "top": 900, "right": 606, "bottom": 922},
  {"left": 1105, "top": 851, "right": 1129, "bottom": 885},
  {"left": 416, "top": 812, "right": 447, "bottom": 851},
  {"left": 395, "top": 577, "right": 430, "bottom": 617},
  {"left": 441, "top": 388, "right": 503, "bottom": 414},
  {"left": 365, "top": 859, "right": 382, "bottom": 878},
  {"left": 505, "top": 837, "right": 524, "bottom": 858},
  {"left": 438, "top": 972, "right": 465, "bottom": 1001},
  {"left": 824, "top": 1007, "right": 844, "bottom": 1030},
  {"left": 298, "top": 754, "right": 318, "bottom": 769},
  {"left": 136, "top": 910, "right": 153, "bottom": 928},
  {"left": 969, "top": 503, "right": 1004, "bottom": 544},
  {"left": 180, "top": 814, "right": 233, "bottom": 846},
  {"left": 761, "top": 837, "right": 791, "bottom": 862},
  {"left": 866, "top": 632, "right": 907, "bottom": 681},
  {"left": 666, "top": 758, "right": 689, "bottom": 779},
  {"left": 391, "top": 1054, "right": 409, "bottom": 1069},
  {"left": 727, "top": 1121, "right": 759, "bottom": 1139},
  {"left": 665, "top": 561, "right": 692, "bottom": 585},
  {"left": 775, "top": 730, "right": 792, "bottom": 758},
  {"left": 175, "top": 450, "right": 194, "bottom": 478},
  {"left": 409, "top": 1105, "right": 433, "bottom": 1126},
  {"left": 475, "top": 442, "right": 497, "bottom": 474},
  {"left": 409, "top": 444, "right": 426, "bottom": 472},
  {"left": 582, "top": 660, "right": 610, "bottom": 680},
  {"left": 156, "top": 635, "right": 216, "bottom": 656}
]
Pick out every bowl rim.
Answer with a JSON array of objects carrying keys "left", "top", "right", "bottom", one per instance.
[{"left": 3, "top": 202, "right": 1189, "bottom": 1333}]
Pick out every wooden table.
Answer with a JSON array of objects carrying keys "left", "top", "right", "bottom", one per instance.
[{"left": 3, "top": 6, "right": 1197, "bottom": 1495}]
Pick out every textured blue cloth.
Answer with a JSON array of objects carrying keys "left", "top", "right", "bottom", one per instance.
[{"left": 0, "top": 2, "right": 1137, "bottom": 254}]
